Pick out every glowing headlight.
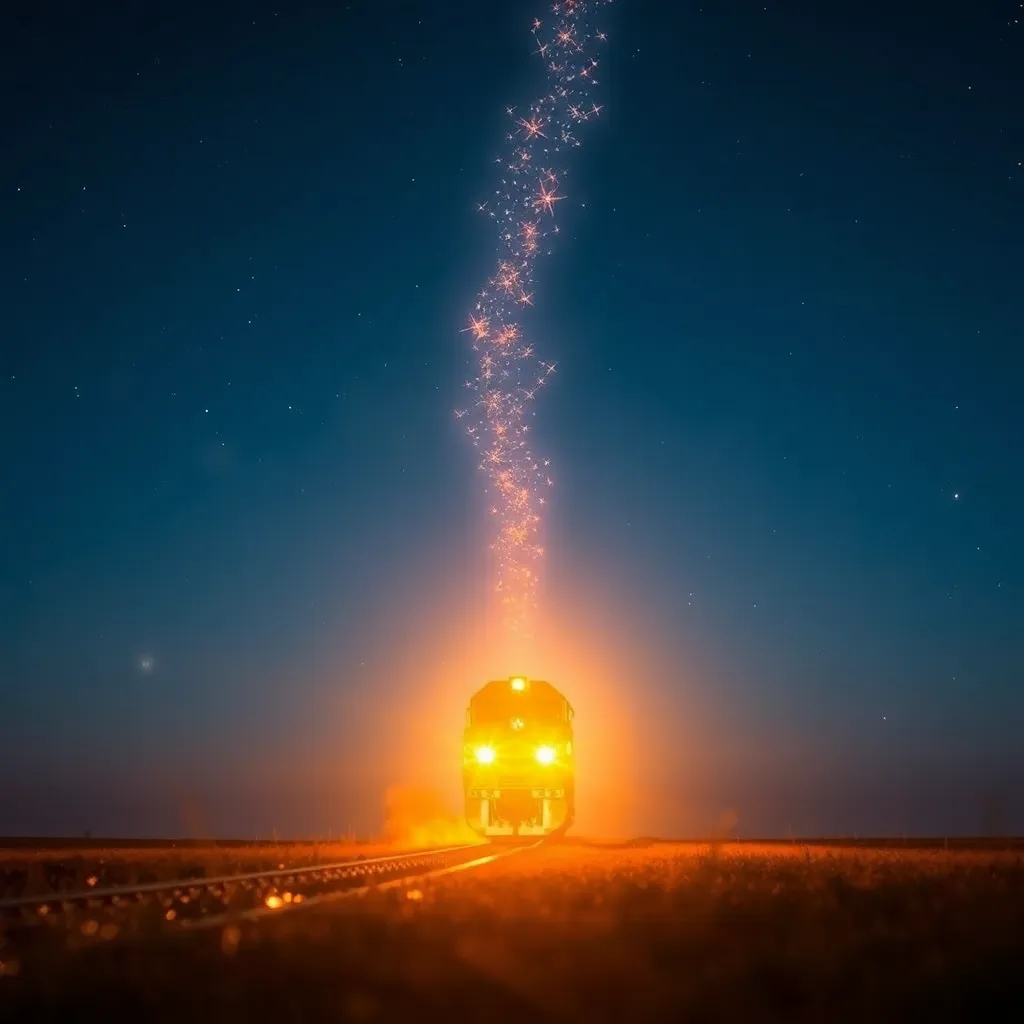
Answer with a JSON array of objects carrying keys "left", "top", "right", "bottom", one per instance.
[
  {"left": 535, "top": 745, "right": 556, "bottom": 766},
  {"left": 510, "top": 677, "right": 526, "bottom": 691},
  {"left": 475, "top": 745, "right": 496, "bottom": 765}
]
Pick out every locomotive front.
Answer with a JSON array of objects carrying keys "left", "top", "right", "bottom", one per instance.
[{"left": 463, "top": 676, "right": 575, "bottom": 838}]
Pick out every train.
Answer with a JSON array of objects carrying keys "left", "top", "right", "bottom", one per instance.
[{"left": 462, "top": 675, "right": 575, "bottom": 838}]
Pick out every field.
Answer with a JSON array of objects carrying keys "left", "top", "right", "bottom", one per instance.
[{"left": 3, "top": 838, "right": 1023, "bottom": 1021}]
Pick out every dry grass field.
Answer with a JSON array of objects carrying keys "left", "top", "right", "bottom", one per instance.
[{"left": 2, "top": 838, "right": 1023, "bottom": 1020}]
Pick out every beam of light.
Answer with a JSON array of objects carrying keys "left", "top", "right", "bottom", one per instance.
[{"left": 459, "top": 1, "right": 613, "bottom": 644}]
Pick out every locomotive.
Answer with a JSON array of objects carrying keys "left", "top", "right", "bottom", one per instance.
[{"left": 463, "top": 676, "right": 575, "bottom": 838}]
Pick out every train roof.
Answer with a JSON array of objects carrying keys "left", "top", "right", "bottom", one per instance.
[{"left": 468, "top": 677, "right": 572, "bottom": 707}]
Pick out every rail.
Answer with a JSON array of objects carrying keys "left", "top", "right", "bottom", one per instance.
[
  {"left": 0, "top": 843, "right": 503, "bottom": 952},
  {"left": 186, "top": 840, "right": 534, "bottom": 930},
  {"left": 0, "top": 843, "right": 479, "bottom": 913}
]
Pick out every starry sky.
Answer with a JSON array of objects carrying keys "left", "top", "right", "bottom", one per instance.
[{"left": 2, "top": 0, "right": 1022, "bottom": 840}]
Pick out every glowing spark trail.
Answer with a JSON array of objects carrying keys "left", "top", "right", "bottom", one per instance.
[{"left": 459, "top": 1, "right": 613, "bottom": 642}]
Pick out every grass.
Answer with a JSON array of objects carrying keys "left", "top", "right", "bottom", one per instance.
[{"left": 2, "top": 840, "right": 1023, "bottom": 1021}]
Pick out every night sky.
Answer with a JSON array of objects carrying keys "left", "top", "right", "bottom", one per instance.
[{"left": 2, "top": 0, "right": 1021, "bottom": 840}]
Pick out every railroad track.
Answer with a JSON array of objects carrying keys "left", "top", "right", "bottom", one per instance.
[{"left": 0, "top": 842, "right": 530, "bottom": 964}]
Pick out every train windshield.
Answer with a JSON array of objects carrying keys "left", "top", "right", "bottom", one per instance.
[{"left": 470, "top": 691, "right": 567, "bottom": 726}]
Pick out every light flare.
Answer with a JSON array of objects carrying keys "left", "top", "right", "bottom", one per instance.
[
  {"left": 535, "top": 744, "right": 557, "bottom": 765},
  {"left": 459, "top": 1, "right": 612, "bottom": 641}
]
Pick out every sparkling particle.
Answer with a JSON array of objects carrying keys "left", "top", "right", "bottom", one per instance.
[{"left": 461, "top": 1, "right": 612, "bottom": 641}]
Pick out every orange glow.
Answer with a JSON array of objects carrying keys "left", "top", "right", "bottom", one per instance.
[
  {"left": 337, "top": 537, "right": 729, "bottom": 843},
  {"left": 474, "top": 745, "right": 496, "bottom": 765},
  {"left": 379, "top": 785, "right": 483, "bottom": 848},
  {"left": 510, "top": 676, "right": 527, "bottom": 691},
  {"left": 535, "top": 744, "right": 556, "bottom": 765},
  {"left": 373, "top": 575, "right": 648, "bottom": 838}
]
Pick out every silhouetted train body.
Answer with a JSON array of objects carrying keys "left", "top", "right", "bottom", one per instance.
[{"left": 463, "top": 676, "right": 575, "bottom": 838}]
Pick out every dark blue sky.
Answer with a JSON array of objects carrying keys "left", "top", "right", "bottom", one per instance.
[{"left": 2, "top": 0, "right": 1021, "bottom": 839}]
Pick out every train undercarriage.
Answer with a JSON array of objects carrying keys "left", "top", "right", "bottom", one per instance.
[{"left": 464, "top": 782, "right": 575, "bottom": 838}]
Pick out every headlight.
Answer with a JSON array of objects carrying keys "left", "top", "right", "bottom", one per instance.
[
  {"left": 535, "top": 745, "right": 556, "bottom": 766},
  {"left": 475, "top": 745, "right": 496, "bottom": 765}
]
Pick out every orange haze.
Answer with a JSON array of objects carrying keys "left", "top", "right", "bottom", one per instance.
[
  {"left": 381, "top": 785, "right": 482, "bottom": 848},
  {"left": 361, "top": 567, "right": 712, "bottom": 840}
]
